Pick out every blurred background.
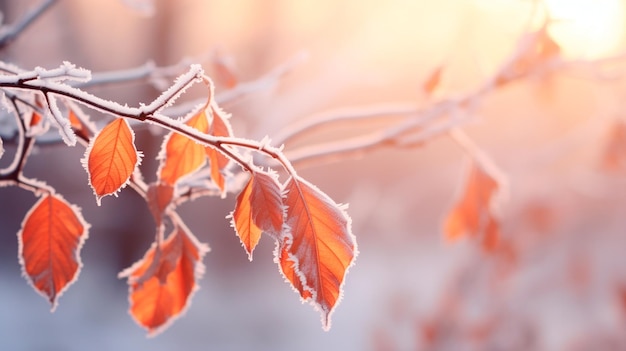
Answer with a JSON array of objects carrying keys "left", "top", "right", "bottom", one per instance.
[{"left": 1, "top": 0, "right": 626, "bottom": 350}]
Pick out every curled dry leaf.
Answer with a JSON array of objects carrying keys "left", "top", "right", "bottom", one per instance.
[
  {"left": 159, "top": 108, "right": 209, "bottom": 185},
  {"left": 444, "top": 161, "right": 502, "bottom": 253},
  {"left": 84, "top": 118, "right": 140, "bottom": 205},
  {"left": 230, "top": 171, "right": 284, "bottom": 260},
  {"left": 119, "top": 224, "right": 209, "bottom": 336},
  {"left": 18, "top": 193, "right": 89, "bottom": 310},
  {"left": 205, "top": 104, "right": 233, "bottom": 195},
  {"left": 279, "top": 176, "right": 357, "bottom": 330}
]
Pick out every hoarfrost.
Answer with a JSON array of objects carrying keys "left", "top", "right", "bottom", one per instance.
[
  {"left": 46, "top": 95, "right": 76, "bottom": 146},
  {"left": 19, "top": 62, "right": 92, "bottom": 83},
  {"left": 142, "top": 64, "right": 204, "bottom": 114}
]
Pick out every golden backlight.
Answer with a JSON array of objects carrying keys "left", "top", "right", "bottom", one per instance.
[{"left": 544, "top": 0, "right": 625, "bottom": 58}]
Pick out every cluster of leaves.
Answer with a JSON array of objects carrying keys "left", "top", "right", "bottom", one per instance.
[
  {"left": 4, "top": 1, "right": 626, "bottom": 344},
  {"left": 0, "top": 2, "right": 566, "bottom": 337},
  {"left": 0, "top": 58, "right": 357, "bottom": 334}
]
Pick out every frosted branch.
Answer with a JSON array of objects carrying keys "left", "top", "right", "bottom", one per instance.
[
  {"left": 280, "top": 21, "right": 614, "bottom": 169},
  {"left": 160, "top": 53, "right": 304, "bottom": 118},
  {"left": 0, "top": 0, "right": 58, "bottom": 50},
  {"left": 43, "top": 93, "right": 75, "bottom": 145},
  {"left": 140, "top": 64, "right": 204, "bottom": 114},
  {"left": 273, "top": 103, "right": 419, "bottom": 146},
  {"left": 74, "top": 54, "right": 212, "bottom": 89}
]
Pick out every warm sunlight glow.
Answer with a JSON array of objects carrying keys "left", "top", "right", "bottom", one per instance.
[{"left": 544, "top": 0, "right": 625, "bottom": 58}]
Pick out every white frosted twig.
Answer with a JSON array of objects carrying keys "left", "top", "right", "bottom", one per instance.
[
  {"left": 0, "top": 0, "right": 58, "bottom": 50},
  {"left": 0, "top": 64, "right": 204, "bottom": 118},
  {"left": 43, "top": 94, "right": 75, "bottom": 145},
  {"left": 284, "top": 97, "right": 473, "bottom": 168},
  {"left": 140, "top": 64, "right": 204, "bottom": 114},
  {"left": 73, "top": 61, "right": 157, "bottom": 88},
  {"left": 73, "top": 54, "right": 213, "bottom": 89},
  {"left": 285, "top": 108, "right": 471, "bottom": 169},
  {"left": 273, "top": 103, "right": 419, "bottom": 146},
  {"left": 2, "top": 62, "right": 90, "bottom": 84},
  {"left": 163, "top": 52, "right": 306, "bottom": 117},
  {"left": 0, "top": 62, "right": 300, "bottom": 178},
  {"left": 218, "top": 51, "right": 307, "bottom": 104},
  {"left": 448, "top": 128, "right": 507, "bottom": 187},
  {"left": 280, "top": 17, "right": 607, "bottom": 170}
]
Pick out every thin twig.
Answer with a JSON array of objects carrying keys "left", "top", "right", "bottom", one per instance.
[
  {"left": 0, "top": 95, "right": 52, "bottom": 195},
  {"left": 0, "top": 63, "right": 299, "bottom": 178},
  {"left": 448, "top": 128, "right": 507, "bottom": 188},
  {"left": 273, "top": 103, "right": 419, "bottom": 146},
  {"left": 0, "top": 0, "right": 58, "bottom": 50}
]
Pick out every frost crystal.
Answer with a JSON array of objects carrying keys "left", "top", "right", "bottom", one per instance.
[
  {"left": 47, "top": 95, "right": 76, "bottom": 146},
  {"left": 142, "top": 65, "right": 205, "bottom": 114},
  {"left": 31, "top": 62, "right": 92, "bottom": 83}
]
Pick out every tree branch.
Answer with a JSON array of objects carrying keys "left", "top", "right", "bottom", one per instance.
[{"left": 0, "top": 0, "right": 58, "bottom": 50}]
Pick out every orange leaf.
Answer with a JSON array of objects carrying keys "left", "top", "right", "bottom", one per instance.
[
  {"left": 85, "top": 118, "right": 140, "bottom": 205},
  {"left": 119, "top": 224, "right": 209, "bottom": 336},
  {"left": 29, "top": 111, "right": 43, "bottom": 127},
  {"left": 444, "top": 162, "right": 500, "bottom": 244},
  {"left": 205, "top": 105, "right": 232, "bottom": 195},
  {"left": 600, "top": 120, "right": 626, "bottom": 172},
  {"left": 422, "top": 65, "right": 444, "bottom": 96},
  {"left": 18, "top": 193, "right": 89, "bottom": 310},
  {"left": 146, "top": 182, "right": 174, "bottom": 227},
  {"left": 230, "top": 171, "right": 283, "bottom": 260},
  {"left": 278, "top": 243, "right": 312, "bottom": 300},
  {"left": 25, "top": 96, "right": 48, "bottom": 137},
  {"left": 212, "top": 54, "right": 238, "bottom": 89},
  {"left": 279, "top": 176, "right": 357, "bottom": 330},
  {"left": 159, "top": 108, "right": 209, "bottom": 185},
  {"left": 28, "top": 95, "right": 44, "bottom": 127},
  {"left": 68, "top": 108, "right": 94, "bottom": 141},
  {"left": 481, "top": 215, "right": 500, "bottom": 253}
]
